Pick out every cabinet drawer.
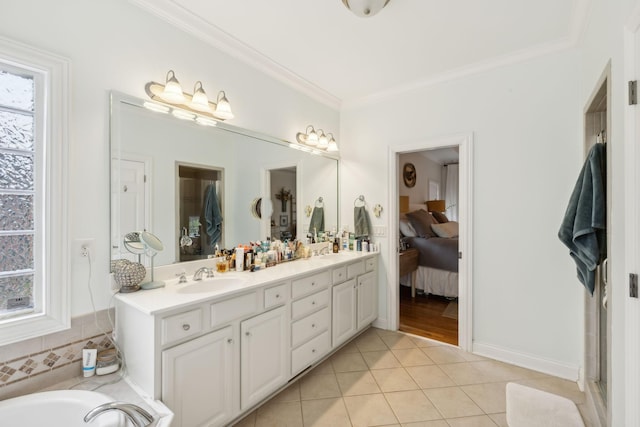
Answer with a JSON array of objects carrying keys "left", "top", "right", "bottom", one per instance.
[
  {"left": 291, "top": 270, "right": 330, "bottom": 299},
  {"left": 365, "top": 257, "right": 376, "bottom": 272},
  {"left": 161, "top": 308, "right": 203, "bottom": 346},
  {"left": 291, "top": 288, "right": 329, "bottom": 320},
  {"left": 211, "top": 292, "right": 258, "bottom": 327},
  {"left": 291, "top": 330, "right": 330, "bottom": 375},
  {"left": 264, "top": 283, "right": 288, "bottom": 309},
  {"left": 332, "top": 266, "right": 347, "bottom": 284},
  {"left": 347, "top": 261, "right": 365, "bottom": 279},
  {"left": 291, "top": 307, "right": 330, "bottom": 348}
]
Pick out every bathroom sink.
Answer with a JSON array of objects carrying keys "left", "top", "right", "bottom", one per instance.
[{"left": 177, "top": 277, "right": 247, "bottom": 294}]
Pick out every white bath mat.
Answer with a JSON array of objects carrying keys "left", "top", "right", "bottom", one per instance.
[{"left": 506, "top": 382, "right": 585, "bottom": 427}]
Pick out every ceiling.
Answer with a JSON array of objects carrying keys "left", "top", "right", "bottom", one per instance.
[{"left": 130, "top": 0, "right": 589, "bottom": 108}]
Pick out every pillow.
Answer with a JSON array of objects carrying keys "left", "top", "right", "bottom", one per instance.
[
  {"left": 431, "top": 221, "right": 459, "bottom": 238},
  {"left": 399, "top": 218, "right": 417, "bottom": 237},
  {"left": 431, "top": 211, "right": 449, "bottom": 223},
  {"left": 406, "top": 209, "right": 437, "bottom": 237}
]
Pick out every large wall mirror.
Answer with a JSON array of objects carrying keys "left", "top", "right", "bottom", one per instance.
[{"left": 110, "top": 91, "right": 339, "bottom": 267}]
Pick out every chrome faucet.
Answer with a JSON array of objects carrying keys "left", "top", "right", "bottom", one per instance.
[
  {"left": 176, "top": 270, "right": 188, "bottom": 283},
  {"left": 193, "top": 266, "right": 214, "bottom": 281},
  {"left": 84, "top": 402, "right": 154, "bottom": 427}
]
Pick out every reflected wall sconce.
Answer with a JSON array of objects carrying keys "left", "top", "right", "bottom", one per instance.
[
  {"left": 295, "top": 125, "right": 339, "bottom": 153},
  {"left": 144, "top": 70, "right": 234, "bottom": 125}
]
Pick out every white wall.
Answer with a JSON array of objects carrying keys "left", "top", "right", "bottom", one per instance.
[
  {"left": 0, "top": 0, "right": 339, "bottom": 316},
  {"left": 341, "top": 50, "right": 584, "bottom": 375}
]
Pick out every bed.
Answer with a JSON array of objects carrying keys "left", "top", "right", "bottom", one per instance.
[{"left": 400, "top": 205, "right": 459, "bottom": 298}]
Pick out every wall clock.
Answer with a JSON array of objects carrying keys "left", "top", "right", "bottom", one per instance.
[{"left": 403, "top": 163, "right": 416, "bottom": 188}]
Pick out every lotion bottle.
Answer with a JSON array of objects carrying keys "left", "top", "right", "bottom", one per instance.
[{"left": 235, "top": 247, "right": 244, "bottom": 271}]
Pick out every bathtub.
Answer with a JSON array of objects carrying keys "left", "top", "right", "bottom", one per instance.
[{"left": 0, "top": 389, "right": 124, "bottom": 426}]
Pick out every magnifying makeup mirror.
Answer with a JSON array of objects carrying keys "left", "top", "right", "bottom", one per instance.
[{"left": 123, "top": 231, "right": 165, "bottom": 290}]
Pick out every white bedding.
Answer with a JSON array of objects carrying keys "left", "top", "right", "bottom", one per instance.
[{"left": 401, "top": 265, "right": 458, "bottom": 298}]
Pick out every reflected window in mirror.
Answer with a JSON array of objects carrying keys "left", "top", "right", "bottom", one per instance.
[{"left": 0, "top": 39, "right": 70, "bottom": 345}]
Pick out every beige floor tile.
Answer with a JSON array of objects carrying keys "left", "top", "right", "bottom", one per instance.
[
  {"left": 337, "top": 340, "right": 360, "bottom": 354},
  {"left": 391, "top": 348, "right": 435, "bottom": 367},
  {"left": 461, "top": 382, "right": 507, "bottom": 414},
  {"left": 423, "top": 387, "right": 484, "bottom": 418},
  {"left": 459, "top": 351, "right": 488, "bottom": 362},
  {"left": 444, "top": 415, "right": 499, "bottom": 427},
  {"left": 233, "top": 410, "right": 256, "bottom": 426},
  {"left": 362, "top": 350, "right": 402, "bottom": 369},
  {"left": 381, "top": 334, "right": 418, "bottom": 350},
  {"left": 407, "top": 334, "right": 444, "bottom": 348},
  {"left": 405, "top": 365, "right": 456, "bottom": 389},
  {"left": 371, "top": 368, "right": 419, "bottom": 392},
  {"left": 354, "top": 332, "right": 388, "bottom": 352},
  {"left": 308, "top": 359, "right": 334, "bottom": 376},
  {"left": 255, "top": 400, "right": 303, "bottom": 427},
  {"left": 438, "top": 362, "right": 490, "bottom": 386},
  {"left": 421, "top": 346, "right": 467, "bottom": 364},
  {"left": 384, "top": 390, "right": 443, "bottom": 423},
  {"left": 300, "top": 373, "right": 341, "bottom": 400},
  {"left": 270, "top": 381, "right": 301, "bottom": 403},
  {"left": 470, "top": 360, "right": 547, "bottom": 382},
  {"left": 401, "top": 421, "right": 449, "bottom": 427},
  {"left": 336, "top": 370, "right": 382, "bottom": 396},
  {"left": 331, "top": 351, "right": 369, "bottom": 373},
  {"left": 487, "top": 413, "right": 508, "bottom": 427},
  {"left": 343, "top": 393, "right": 399, "bottom": 427},
  {"left": 301, "top": 397, "right": 351, "bottom": 427},
  {"left": 514, "top": 377, "right": 585, "bottom": 404}
]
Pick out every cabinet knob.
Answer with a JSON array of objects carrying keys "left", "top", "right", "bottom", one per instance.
[
  {"left": 311, "top": 349, "right": 316, "bottom": 353},
  {"left": 182, "top": 324, "right": 190, "bottom": 331},
  {"left": 245, "top": 331, "right": 251, "bottom": 336},
  {"left": 311, "top": 323, "right": 316, "bottom": 328},
  {"left": 311, "top": 282, "right": 316, "bottom": 286},
  {"left": 227, "top": 338, "right": 233, "bottom": 344},
  {"left": 311, "top": 301, "right": 316, "bottom": 305},
  {"left": 275, "top": 294, "right": 280, "bottom": 299}
]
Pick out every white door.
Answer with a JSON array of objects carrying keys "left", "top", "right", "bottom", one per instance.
[
  {"left": 161, "top": 326, "right": 235, "bottom": 427},
  {"left": 332, "top": 279, "right": 357, "bottom": 347},
  {"left": 113, "top": 158, "right": 147, "bottom": 260},
  {"left": 240, "top": 306, "right": 288, "bottom": 410}
]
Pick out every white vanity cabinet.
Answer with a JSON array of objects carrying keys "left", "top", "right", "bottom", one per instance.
[
  {"left": 332, "top": 257, "right": 378, "bottom": 348},
  {"left": 161, "top": 326, "right": 235, "bottom": 427},
  {"left": 115, "top": 253, "right": 378, "bottom": 427}
]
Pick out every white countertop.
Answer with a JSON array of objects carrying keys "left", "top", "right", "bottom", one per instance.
[{"left": 115, "top": 251, "right": 377, "bottom": 316}]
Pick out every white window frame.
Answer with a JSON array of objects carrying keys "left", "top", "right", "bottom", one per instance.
[{"left": 0, "top": 36, "right": 69, "bottom": 345}]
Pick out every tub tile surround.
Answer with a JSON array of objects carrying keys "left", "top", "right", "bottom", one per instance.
[
  {"left": 0, "top": 308, "right": 115, "bottom": 400},
  {"left": 233, "top": 328, "right": 594, "bottom": 427}
]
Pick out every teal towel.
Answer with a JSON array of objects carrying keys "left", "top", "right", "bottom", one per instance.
[
  {"left": 309, "top": 207, "right": 324, "bottom": 234},
  {"left": 204, "top": 184, "right": 223, "bottom": 245},
  {"left": 558, "top": 143, "right": 606, "bottom": 295},
  {"left": 354, "top": 206, "right": 371, "bottom": 238}
]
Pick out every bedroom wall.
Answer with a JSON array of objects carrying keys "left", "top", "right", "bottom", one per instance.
[
  {"left": 340, "top": 50, "right": 583, "bottom": 378},
  {"left": 398, "top": 152, "right": 443, "bottom": 205},
  {"left": 0, "top": 0, "right": 339, "bottom": 317}
]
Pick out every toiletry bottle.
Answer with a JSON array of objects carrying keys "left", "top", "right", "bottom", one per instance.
[
  {"left": 333, "top": 238, "right": 339, "bottom": 253},
  {"left": 235, "top": 246, "right": 244, "bottom": 271}
]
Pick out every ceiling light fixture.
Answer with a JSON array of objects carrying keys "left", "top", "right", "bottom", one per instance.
[
  {"left": 295, "top": 125, "right": 339, "bottom": 153},
  {"left": 342, "top": 0, "right": 390, "bottom": 17},
  {"left": 145, "top": 70, "right": 234, "bottom": 122}
]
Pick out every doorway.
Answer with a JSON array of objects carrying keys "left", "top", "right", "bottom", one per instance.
[
  {"left": 398, "top": 149, "right": 459, "bottom": 345},
  {"left": 388, "top": 133, "right": 473, "bottom": 351}
]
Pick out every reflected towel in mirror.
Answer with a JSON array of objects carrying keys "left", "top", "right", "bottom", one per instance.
[
  {"left": 204, "top": 184, "right": 223, "bottom": 245},
  {"left": 309, "top": 206, "right": 325, "bottom": 233}
]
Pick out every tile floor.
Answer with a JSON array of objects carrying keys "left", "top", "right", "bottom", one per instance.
[{"left": 233, "top": 327, "right": 591, "bottom": 427}]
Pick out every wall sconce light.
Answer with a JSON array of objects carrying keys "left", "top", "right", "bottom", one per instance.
[
  {"left": 145, "top": 70, "right": 234, "bottom": 124},
  {"left": 296, "top": 125, "right": 339, "bottom": 153}
]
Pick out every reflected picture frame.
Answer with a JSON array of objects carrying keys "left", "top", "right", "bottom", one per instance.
[{"left": 279, "top": 214, "right": 288, "bottom": 227}]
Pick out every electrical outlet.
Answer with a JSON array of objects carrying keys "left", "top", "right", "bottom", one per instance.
[{"left": 74, "top": 238, "right": 94, "bottom": 258}]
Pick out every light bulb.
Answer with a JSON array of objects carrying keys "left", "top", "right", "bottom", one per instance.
[
  {"left": 160, "top": 70, "right": 186, "bottom": 104},
  {"left": 190, "top": 81, "right": 211, "bottom": 112},
  {"left": 214, "top": 91, "right": 234, "bottom": 120}
]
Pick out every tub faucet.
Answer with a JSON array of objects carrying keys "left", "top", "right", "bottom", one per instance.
[
  {"left": 193, "top": 266, "right": 214, "bottom": 281},
  {"left": 84, "top": 402, "right": 154, "bottom": 427}
]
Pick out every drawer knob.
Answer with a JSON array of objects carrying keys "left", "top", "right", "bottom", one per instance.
[
  {"left": 311, "top": 282, "right": 315, "bottom": 286},
  {"left": 312, "top": 348, "right": 316, "bottom": 353},
  {"left": 182, "top": 324, "right": 190, "bottom": 331},
  {"left": 312, "top": 301, "right": 316, "bottom": 305},
  {"left": 245, "top": 331, "right": 251, "bottom": 336},
  {"left": 227, "top": 338, "right": 233, "bottom": 344},
  {"left": 276, "top": 294, "right": 280, "bottom": 298}
]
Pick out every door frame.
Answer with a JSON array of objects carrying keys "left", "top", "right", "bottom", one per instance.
[{"left": 387, "top": 132, "right": 473, "bottom": 351}]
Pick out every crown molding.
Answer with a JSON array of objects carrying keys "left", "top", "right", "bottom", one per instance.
[{"left": 128, "top": 0, "right": 342, "bottom": 110}]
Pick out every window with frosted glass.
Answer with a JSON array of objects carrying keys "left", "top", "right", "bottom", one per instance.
[{"left": 0, "top": 69, "right": 36, "bottom": 318}]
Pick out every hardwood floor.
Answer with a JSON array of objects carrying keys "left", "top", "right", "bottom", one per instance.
[{"left": 399, "top": 284, "right": 458, "bottom": 346}]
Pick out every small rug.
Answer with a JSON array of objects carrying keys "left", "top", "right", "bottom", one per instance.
[
  {"left": 442, "top": 300, "right": 458, "bottom": 320},
  {"left": 506, "top": 383, "right": 585, "bottom": 427}
]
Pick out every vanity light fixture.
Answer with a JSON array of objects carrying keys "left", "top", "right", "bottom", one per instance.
[
  {"left": 145, "top": 70, "right": 234, "bottom": 122},
  {"left": 342, "top": 0, "right": 391, "bottom": 17},
  {"left": 295, "top": 125, "right": 339, "bottom": 153}
]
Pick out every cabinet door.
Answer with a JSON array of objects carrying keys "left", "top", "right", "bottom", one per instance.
[
  {"left": 357, "top": 271, "right": 377, "bottom": 330},
  {"left": 162, "top": 326, "right": 234, "bottom": 427},
  {"left": 240, "top": 306, "right": 288, "bottom": 410},
  {"left": 332, "top": 278, "right": 357, "bottom": 348}
]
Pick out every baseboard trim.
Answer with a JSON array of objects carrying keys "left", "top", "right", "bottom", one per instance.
[
  {"left": 473, "top": 341, "right": 580, "bottom": 381},
  {"left": 372, "top": 317, "right": 388, "bottom": 330}
]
